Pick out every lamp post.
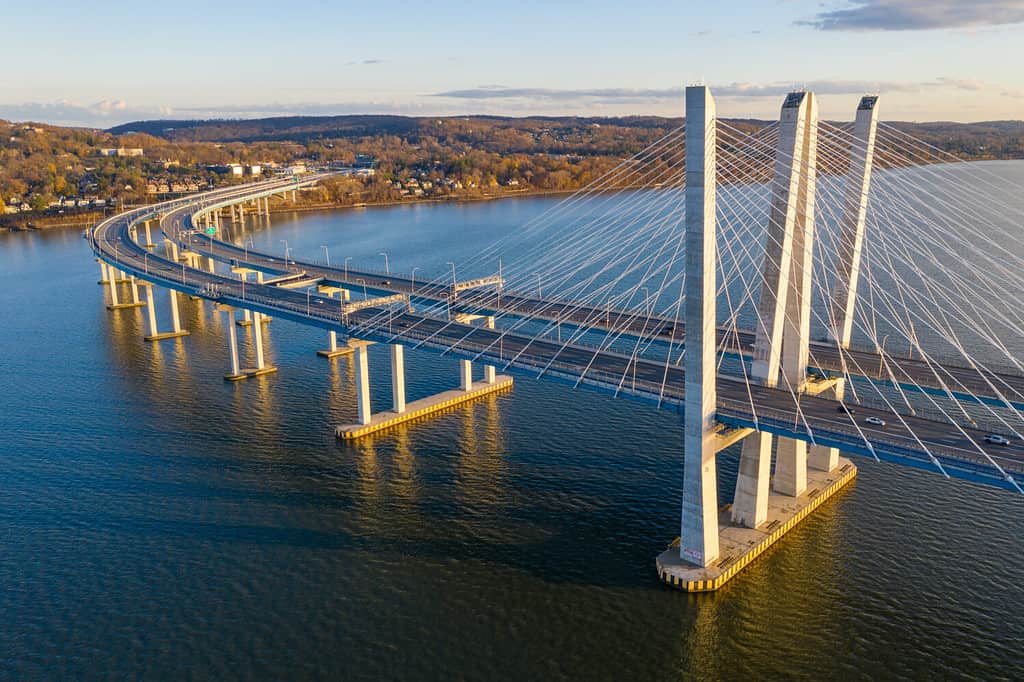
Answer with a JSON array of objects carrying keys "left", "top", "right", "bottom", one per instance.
[
  {"left": 534, "top": 273, "right": 542, "bottom": 300},
  {"left": 344, "top": 257, "right": 352, "bottom": 280},
  {"left": 320, "top": 245, "right": 330, "bottom": 266},
  {"left": 280, "top": 239, "right": 290, "bottom": 263},
  {"left": 411, "top": 267, "right": 419, "bottom": 294},
  {"left": 306, "top": 287, "right": 313, "bottom": 315},
  {"left": 878, "top": 334, "right": 889, "bottom": 377},
  {"left": 356, "top": 278, "right": 367, "bottom": 299},
  {"left": 379, "top": 251, "right": 389, "bottom": 276}
]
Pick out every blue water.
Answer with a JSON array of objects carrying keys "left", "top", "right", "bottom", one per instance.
[{"left": 1, "top": 185, "right": 1022, "bottom": 679}]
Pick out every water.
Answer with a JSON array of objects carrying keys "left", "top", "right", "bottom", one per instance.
[{"left": 2, "top": 173, "right": 1023, "bottom": 680}]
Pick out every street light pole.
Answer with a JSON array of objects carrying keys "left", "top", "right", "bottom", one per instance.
[
  {"left": 344, "top": 257, "right": 352, "bottom": 280},
  {"left": 534, "top": 273, "right": 542, "bottom": 300},
  {"left": 411, "top": 267, "right": 419, "bottom": 294},
  {"left": 280, "top": 239, "right": 290, "bottom": 263},
  {"left": 320, "top": 245, "right": 330, "bottom": 266},
  {"left": 356, "top": 278, "right": 367, "bottom": 299},
  {"left": 379, "top": 251, "right": 389, "bottom": 276}
]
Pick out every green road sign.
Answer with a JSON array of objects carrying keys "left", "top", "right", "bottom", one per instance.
[{"left": 205, "top": 226, "right": 217, "bottom": 236}]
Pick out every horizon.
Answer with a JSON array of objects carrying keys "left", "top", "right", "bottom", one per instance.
[{"left": 3, "top": 1, "right": 1023, "bottom": 127}]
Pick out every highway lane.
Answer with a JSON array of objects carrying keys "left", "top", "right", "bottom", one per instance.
[{"left": 89, "top": 180, "right": 1024, "bottom": 490}]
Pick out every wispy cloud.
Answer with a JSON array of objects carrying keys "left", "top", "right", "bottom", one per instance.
[
  {"left": 345, "top": 58, "right": 386, "bottom": 66},
  {"left": 430, "top": 78, "right": 999, "bottom": 103},
  {"left": 799, "top": 0, "right": 1024, "bottom": 31}
]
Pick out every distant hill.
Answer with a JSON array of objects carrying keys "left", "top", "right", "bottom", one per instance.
[{"left": 108, "top": 114, "right": 1024, "bottom": 160}]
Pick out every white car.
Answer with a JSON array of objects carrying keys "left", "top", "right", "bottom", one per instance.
[
  {"left": 865, "top": 416, "right": 886, "bottom": 427},
  {"left": 984, "top": 434, "right": 1011, "bottom": 445}
]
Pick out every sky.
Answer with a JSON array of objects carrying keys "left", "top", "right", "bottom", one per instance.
[{"left": 1, "top": 0, "right": 1023, "bottom": 127}]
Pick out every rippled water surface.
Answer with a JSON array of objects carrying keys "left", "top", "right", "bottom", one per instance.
[{"left": 2, "top": 171, "right": 1023, "bottom": 680}]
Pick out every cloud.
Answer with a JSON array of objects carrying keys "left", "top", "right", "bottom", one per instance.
[
  {"left": 800, "top": 1, "right": 1024, "bottom": 31},
  {"left": 0, "top": 100, "right": 174, "bottom": 128},
  {"left": 345, "top": 58, "right": 386, "bottom": 66},
  {"left": 430, "top": 78, "right": 992, "bottom": 103},
  {"left": 431, "top": 86, "right": 685, "bottom": 102}
]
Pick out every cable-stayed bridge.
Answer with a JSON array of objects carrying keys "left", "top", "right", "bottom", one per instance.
[{"left": 87, "top": 86, "right": 1024, "bottom": 591}]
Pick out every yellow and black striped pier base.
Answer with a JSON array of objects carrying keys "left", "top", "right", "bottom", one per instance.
[
  {"left": 657, "top": 459, "right": 857, "bottom": 592},
  {"left": 336, "top": 376, "right": 513, "bottom": 440}
]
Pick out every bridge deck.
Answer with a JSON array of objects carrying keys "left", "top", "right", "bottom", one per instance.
[{"left": 87, "top": 179, "right": 1024, "bottom": 491}]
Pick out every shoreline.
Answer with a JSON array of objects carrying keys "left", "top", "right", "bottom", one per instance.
[{"left": 1, "top": 187, "right": 583, "bottom": 234}]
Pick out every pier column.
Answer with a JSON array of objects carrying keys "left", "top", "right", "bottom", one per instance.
[
  {"left": 812, "top": 95, "right": 880, "bottom": 473},
  {"left": 207, "top": 257, "right": 216, "bottom": 274},
  {"left": 252, "top": 312, "right": 267, "bottom": 369},
  {"left": 391, "top": 344, "right": 406, "bottom": 413},
  {"left": 107, "top": 273, "right": 120, "bottom": 306},
  {"left": 264, "top": 197, "right": 270, "bottom": 218},
  {"left": 129, "top": 276, "right": 141, "bottom": 304},
  {"left": 98, "top": 260, "right": 110, "bottom": 284},
  {"left": 355, "top": 344, "right": 371, "bottom": 425},
  {"left": 733, "top": 91, "right": 816, "bottom": 523},
  {"left": 328, "top": 330, "right": 338, "bottom": 352},
  {"left": 169, "top": 289, "right": 182, "bottom": 333},
  {"left": 145, "top": 283, "right": 159, "bottom": 337},
  {"left": 225, "top": 309, "right": 241, "bottom": 379},
  {"left": 144, "top": 221, "right": 153, "bottom": 247},
  {"left": 679, "top": 85, "right": 720, "bottom": 566},
  {"left": 484, "top": 316, "right": 497, "bottom": 384},
  {"left": 460, "top": 359, "right": 473, "bottom": 391}
]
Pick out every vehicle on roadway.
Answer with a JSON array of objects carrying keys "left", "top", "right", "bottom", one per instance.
[
  {"left": 837, "top": 403, "right": 855, "bottom": 414},
  {"left": 865, "top": 416, "right": 886, "bottom": 427},
  {"left": 984, "top": 434, "right": 1011, "bottom": 445}
]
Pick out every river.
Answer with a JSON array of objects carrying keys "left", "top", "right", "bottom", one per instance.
[{"left": 1, "top": 169, "right": 1022, "bottom": 679}]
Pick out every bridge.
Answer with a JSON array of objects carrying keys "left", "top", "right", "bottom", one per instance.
[{"left": 87, "top": 86, "right": 1024, "bottom": 592}]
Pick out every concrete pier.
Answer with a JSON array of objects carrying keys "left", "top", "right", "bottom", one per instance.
[
  {"left": 105, "top": 269, "right": 145, "bottom": 310},
  {"left": 225, "top": 310, "right": 277, "bottom": 380},
  {"left": 142, "top": 284, "right": 190, "bottom": 340},
  {"left": 460, "top": 359, "right": 473, "bottom": 391},
  {"left": 657, "top": 459, "right": 857, "bottom": 592},
  {"left": 391, "top": 344, "right": 406, "bottom": 413},
  {"left": 337, "top": 376, "right": 514, "bottom": 440}
]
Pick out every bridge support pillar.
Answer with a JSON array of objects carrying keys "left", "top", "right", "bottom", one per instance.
[
  {"left": 98, "top": 260, "right": 110, "bottom": 284},
  {"left": 460, "top": 359, "right": 473, "bottom": 391},
  {"left": 678, "top": 85, "right": 720, "bottom": 567},
  {"left": 264, "top": 196, "right": 270, "bottom": 218},
  {"left": 355, "top": 344, "right": 371, "bottom": 425},
  {"left": 142, "top": 284, "right": 190, "bottom": 341},
  {"left": 225, "top": 310, "right": 277, "bottom": 379},
  {"left": 144, "top": 221, "right": 154, "bottom": 248},
  {"left": 484, "top": 315, "right": 497, "bottom": 384},
  {"left": 224, "top": 308, "right": 243, "bottom": 380},
  {"left": 129, "top": 276, "right": 140, "bottom": 305},
  {"left": 391, "top": 344, "right": 406, "bottom": 413},
  {"left": 774, "top": 438, "right": 808, "bottom": 497},
  {"left": 253, "top": 312, "right": 267, "bottom": 369},
  {"left": 732, "top": 433, "right": 772, "bottom": 528}
]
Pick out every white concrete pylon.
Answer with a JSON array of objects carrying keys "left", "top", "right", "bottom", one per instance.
[
  {"left": 252, "top": 312, "right": 266, "bottom": 369},
  {"left": 145, "top": 283, "right": 159, "bottom": 337},
  {"left": 107, "top": 272, "right": 120, "bottom": 306},
  {"left": 98, "top": 260, "right": 110, "bottom": 284},
  {"left": 226, "top": 309, "right": 241, "bottom": 377},
  {"left": 391, "top": 344, "right": 406, "bottom": 413},
  {"left": 679, "top": 85, "right": 720, "bottom": 567},
  {"left": 355, "top": 344, "right": 371, "bottom": 425},
  {"left": 130, "top": 276, "right": 141, "bottom": 304},
  {"left": 811, "top": 96, "right": 880, "bottom": 473},
  {"left": 484, "top": 315, "right": 497, "bottom": 384},
  {"left": 460, "top": 359, "right": 473, "bottom": 391},
  {"left": 774, "top": 92, "right": 818, "bottom": 498},
  {"left": 733, "top": 91, "right": 817, "bottom": 524},
  {"left": 169, "top": 289, "right": 182, "bottom": 332}
]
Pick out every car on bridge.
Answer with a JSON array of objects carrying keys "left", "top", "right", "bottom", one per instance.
[
  {"left": 865, "top": 416, "right": 886, "bottom": 427},
  {"left": 984, "top": 434, "right": 1011, "bottom": 445}
]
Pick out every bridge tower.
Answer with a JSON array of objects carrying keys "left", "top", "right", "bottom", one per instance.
[
  {"left": 811, "top": 96, "right": 880, "bottom": 472},
  {"left": 732, "top": 91, "right": 819, "bottom": 527},
  {"left": 679, "top": 85, "right": 720, "bottom": 567}
]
